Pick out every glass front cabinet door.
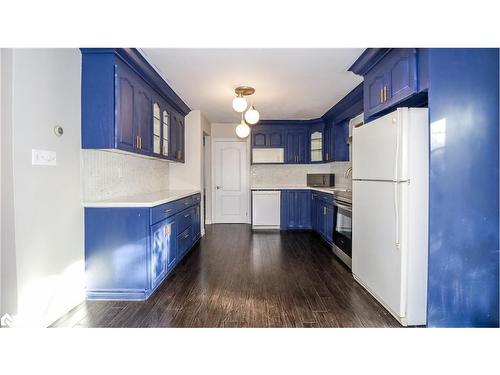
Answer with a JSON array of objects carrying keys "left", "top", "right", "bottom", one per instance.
[
  {"left": 153, "top": 102, "right": 161, "bottom": 156},
  {"left": 310, "top": 131, "right": 323, "bottom": 162},
  {"left": 162, "top": 109, "right": 169, "bottom": 158}
]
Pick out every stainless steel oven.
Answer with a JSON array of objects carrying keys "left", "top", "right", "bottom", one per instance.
[{"left": 332, "top": 192, "right": 352, "bottom": 269}]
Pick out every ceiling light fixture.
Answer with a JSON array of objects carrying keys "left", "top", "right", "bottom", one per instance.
[{"left": 232, "top": 86, "right": 260, "bottom": 138}]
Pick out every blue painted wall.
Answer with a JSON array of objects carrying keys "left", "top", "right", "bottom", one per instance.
[{"left": 427, "top": 48, "right": 499, "bottom": 327}]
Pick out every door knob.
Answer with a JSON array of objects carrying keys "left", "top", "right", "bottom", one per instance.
[{"left": 216, "top": 185, "right": 221, "bottom": 190}]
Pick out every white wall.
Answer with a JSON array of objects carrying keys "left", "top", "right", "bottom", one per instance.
[
  {"left": 169, "top": 110, "right": 211, "bottom": 234},
  {"left": 1, "top": 49, "right": 84, "bottom": 327}
]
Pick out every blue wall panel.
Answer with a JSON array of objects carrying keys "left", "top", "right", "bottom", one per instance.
[{"left": 427, "top": 48, "right": 499, "bottom": 327}]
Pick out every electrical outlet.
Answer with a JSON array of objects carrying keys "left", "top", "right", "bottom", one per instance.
[{"left": 32, "top": 149, "right": 57, "bottom": 166}]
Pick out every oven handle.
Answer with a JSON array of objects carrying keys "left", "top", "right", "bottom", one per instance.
[{"left": 333, "top": 201, "right": 352, "bottom": 212}]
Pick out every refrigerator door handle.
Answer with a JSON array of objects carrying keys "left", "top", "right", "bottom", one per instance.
[
  {"left": 394, "top": 182, "right": 400, "bottom": 249},
  {"left": 393, "top": 115, "right": 400, "bottom": 182}
]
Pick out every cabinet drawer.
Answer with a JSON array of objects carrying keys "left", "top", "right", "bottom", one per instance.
[
  {"left": 312, "top": 191, "right": 334, "bottom": 205},
  {"left": 178, "top": 196, "right": 194, "bottom": 210},
  {"left": 192, "top": 193, "right": 201, "bottom": 205},
  {"left": 150, "top": 195, "right": 196, "bottom": 224},
  {"left": 177, "top": 227, "right": 192, "bottom": 256},
  {"left": 177, "top": 207, "right": 194, "bottom": 234},
  {"left": 151, "top": 201, "right": 178, "bottom": 224}
]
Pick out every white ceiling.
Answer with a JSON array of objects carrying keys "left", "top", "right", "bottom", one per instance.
[{"left": 142, "top": 48, "right": 364, "bottom": 123}]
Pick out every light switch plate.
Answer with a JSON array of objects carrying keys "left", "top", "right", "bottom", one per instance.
[{"left": 32, "top": 149, "right": 57, "bottom": 166}]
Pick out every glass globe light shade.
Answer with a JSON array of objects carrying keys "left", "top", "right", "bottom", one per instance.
[
  {"left": 244, "top": 106, "right": 260, "bottom": 124},
  {"left": 235, "top": 121, "right": 250, "bottom": 138},
  {"left": 232, "top": 96, "right": 248, "bottom": 113}
]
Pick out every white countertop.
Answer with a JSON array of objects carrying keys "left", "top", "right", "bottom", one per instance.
[
  {"left": 83, "top": 189, "right": 201, "bottom": 208},
  {"left": 250, "top": 186, "right": 351, "bottom": 195}
]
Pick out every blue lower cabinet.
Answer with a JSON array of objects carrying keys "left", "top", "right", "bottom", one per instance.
[
  {"left": 281, "top": 190, "right": 311, "bottom": 229},
  {"left": 311, "top": 191, "right": 335, "bottom": 245},
  {"left": 177, "top": 226, "right": 192, "bottom": 258},
  {"left": 150, "top": 216, "right": 176, "bottom": 290},
  {"left": 85, "top": 193, "right": 201, "bottom": 300}
]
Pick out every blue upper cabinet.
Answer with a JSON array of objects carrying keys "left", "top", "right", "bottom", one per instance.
[
  {"left": 285, "top": 128, "right": 308, "bottom": 164},
  {"left": 170, "top": 111, "right": 185, "bottom": 162},
  {"left": 384, "top": 48, "right": 418, "bottom": 108},
  {"left": 81, "top": 48, "right": 190, "bottom": 162},
  {"left": 364, "top": 61, "right": 387, "bottom": 118},
  {"left": 251, "top": 126, "right": 284, "bottom": 148},
  {"left": 323, "top": 122, "right": 333, "bottom": 162},
  {"left": 333, "top": 119, "right": 349, "bottom": 161},
  {"left": 135, "top": 80, "right": 153, "bottom": 155},
  {"left": 350, "top": 48, "right": 424, "bottom": 120},
  {"left": 115, "top": 60, "right": 137, "bottom": 152},
  {"left": 309, "top": 122, "right": 324, "bottom": 163},
  {"left": 250, "top": 85, "right": 362, "bottom": 165}
]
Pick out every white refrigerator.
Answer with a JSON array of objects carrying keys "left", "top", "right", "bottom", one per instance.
[{"left": 352, "top": 108, "right": 429, "bottom": 326}]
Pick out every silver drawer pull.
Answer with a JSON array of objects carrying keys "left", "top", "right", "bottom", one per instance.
[
  {"left": 184, "top": 214, "right": 190, "bottom": 218},
  {"left": 164, "top": 209, "right": 173, "bottom": 213}
]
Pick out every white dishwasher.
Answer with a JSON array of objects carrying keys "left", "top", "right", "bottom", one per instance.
[{"left": 252, "top": 190, "right": 281, "bottom": 230}]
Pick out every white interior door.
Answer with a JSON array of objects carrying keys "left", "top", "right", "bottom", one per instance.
[
  {"left": 352, "top": 180, "right": 406, "bottom": 317},
  {"left": 214, "top": 140, "right": 249, "bottom": 223}
]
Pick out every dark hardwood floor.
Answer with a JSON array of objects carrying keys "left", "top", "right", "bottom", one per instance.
[{"left": 51, "top": 224, "right": 400, "bottom": 328}]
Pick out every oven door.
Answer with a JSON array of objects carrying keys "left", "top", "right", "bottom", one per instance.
[{"left": 333, "top": 200, "right": 352, "bottom": 258}]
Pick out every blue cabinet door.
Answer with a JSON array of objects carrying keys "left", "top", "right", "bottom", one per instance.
[
  {"left": 281, "top": 190, "right": 311, "bottom": 229},
  {"left": 317, "top": 202, "right": 326, "bottom": 238},
  {"left": 251, "top": 126, "right": 284, "bottom": 148},
  {"left": 269, "top": 130, "right": 283, "bottom": 147},
  {"left": 311, "top": 193, "right": 319, "bottom": 231},
  {"left": 285, "top": 129, "right": 308, "bottom": 164},
  {"left": 135, "top": 81, "right": 153, "bottom": 155},
  {"left": 363, "top": 62, "right": 387, "bottom": 119},
  {"left": 150, "top": 216, "right": 176, "bottom": 289},
  {"left": 325, "top": 204, "right": 335, "bottom": 244},
  {"left": 115, "top": 61, "right": 139, "bottom": 153},
  {"left": 170, "top": 112, "right": 185, "bottom": 162},
  {"left": 285, "top": 132, "right": 295, "bottom": 163},
  {"left": 333, "top": 120, "right": 349, "bottom": 161},
  {"left": 252, "top": 131, "right": 267, "bottom": 147},
  {"left": 385, "top": 48, "right": 417, "bottom": 107},
  {"left": 323, "top": 122, "right": 334, "bottom": 162}
]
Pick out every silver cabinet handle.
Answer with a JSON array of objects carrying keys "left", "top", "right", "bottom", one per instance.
[
  {"left": 184, "top": 214, "right": 189, "bottom": 218},
  {"left": 164, "top": 208, "right": 173, "bottom": 213}
]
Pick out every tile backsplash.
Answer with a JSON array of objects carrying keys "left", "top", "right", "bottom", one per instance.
[
  {"left": 250, "top": 161, "right": 352, "bottom": 188},
  {"left": 82, "top": 150, "right": 170, "bottom": 201}
]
